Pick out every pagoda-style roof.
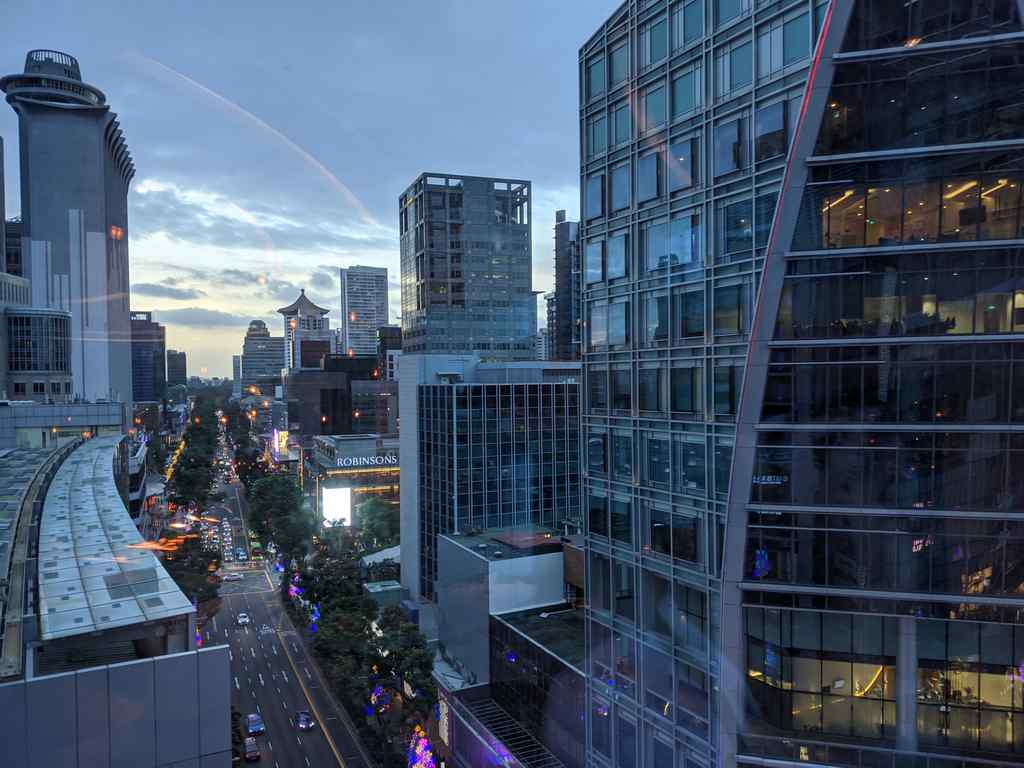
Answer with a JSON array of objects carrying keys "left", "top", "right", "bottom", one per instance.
[{"left": 277, "top": 289, "right": 329, "bottom": 316}]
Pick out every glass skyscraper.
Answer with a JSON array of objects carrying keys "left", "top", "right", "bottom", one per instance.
[
  {"left": 399, "top": 173, "right": 536, "bottom": 360},
  {"left": 579, "top": 1, "right": 823, "bottom": 766},
  {"left": 720, "top": 2, "right": 1024, "bottom": 766}
]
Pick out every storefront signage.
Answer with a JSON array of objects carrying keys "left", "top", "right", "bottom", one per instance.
[{"left": 336, "top": 454, "right": 398, "bottom": 468}]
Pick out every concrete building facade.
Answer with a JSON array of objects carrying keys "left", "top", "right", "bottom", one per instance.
[
  {"left": 240, "top": 319, "right": 284, "bottom": 391},
  {"left": 338, "top": 265, "right": 389, "bottom": 357}
]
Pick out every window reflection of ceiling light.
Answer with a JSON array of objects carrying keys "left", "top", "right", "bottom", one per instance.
[
  {"left": 981, "top": 178, "right": 1009, "bottom": 198},
  {"left": 943, "top": 180, "right": 978, "bottom": 200},
  {"left": 904, "top": 37, "right": 922, "bottom": 48}
]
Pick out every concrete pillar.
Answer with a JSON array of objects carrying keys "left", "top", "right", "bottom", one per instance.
[{"left": 896, "top": 617, "right": 918, "bottom": 751}]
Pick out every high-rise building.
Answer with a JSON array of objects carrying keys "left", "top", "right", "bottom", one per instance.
[
  {"left": 338, "top": 265, "right": 388, "bottom": 357},
  {"left": 1, "top": 50, "right": 135, "bottom": 403},
  {"left": 377, "top": 324, "right": 402, "bottom": 381},
  {"left": 3, "top": 220, "right": 20, "bottom": 278},
  {"left": 129, "top": 311, "right": 166, "bottom": 403},
  {"left": 399, "top": 173, "right": 536, "bottom": 360},
  {"left": 718, "top": 4, "right": 1024, "bottom": 767},
  {"left": 578, "top": 3, "right": 828, "bottom": 765},
  {"left": 240, "top": 319, "right": 285, "bottom": 391},
  {"left": 231, "top": 354, "right": 242, "bottom": 398},
  {"left": 277, "top": 290, "right": 331, "bottom": 370},
  {"left": 166, "top": 349, "right": 187, "bottom": 387},
  {"left": 535, "top": 327, "right": 551, "bottom": 360},
  {"left": 550, "top": 209, "right": 581, "bottom": 360},
  {"left": 399, "top": 355, "right": 581, "bottom": 604}
]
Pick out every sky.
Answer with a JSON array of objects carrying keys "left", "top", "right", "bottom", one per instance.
[{"left": 1, "top": 0, "right": 613, "bottom": 377}]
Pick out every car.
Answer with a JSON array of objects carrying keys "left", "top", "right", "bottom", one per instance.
[
  {"left": 245, "top": 713, "right": 264, "bottom": 735},
  {"left": 236, "top": 612, "right": 250, "bottom": 626},
  {"left": 236, "top": 549, "right": 248, "bottom": 561},
  {"left": 243, "top": 737, "right": 260, "bottom": 762},
  {"left": 222, "top": 573, "right": 243, "bottom": 582},
  {"left": 293, "top": 710, "right": 316, "bottom": 731}
]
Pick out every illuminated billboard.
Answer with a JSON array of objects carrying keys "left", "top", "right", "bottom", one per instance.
[{"left": 322, "top": 486, "right": 352, "bottom": 527}]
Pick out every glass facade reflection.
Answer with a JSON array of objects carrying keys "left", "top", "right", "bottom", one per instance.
[
  {"left": 723, "top": 3, "right": 1024, "bottom": 766},
  {"left": 580, "top": 1, "right": 824, "bottom": 765}
]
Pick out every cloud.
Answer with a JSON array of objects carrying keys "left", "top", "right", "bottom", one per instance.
[
  {"left": 153, "top": 307, "right": 251, "bottom": 328},
  {"left": 131, "top": 179, "right": 396, "bottom": 254},
  {"left": 309, "top": 270, "right": 335, "bottom": 290},
  {"left": 132, "top": 282, "right": 206, "bottom": 300}
]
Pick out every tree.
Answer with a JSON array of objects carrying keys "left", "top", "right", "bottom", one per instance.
[
  {"left": 248, "top": 473, "right": 311, "bottom": 563},
  {"left": 358, "top": 496, "right": 399, "bottom": 549},
  {"left": 373, "top": 606, "right": 437, "bottom": 727},
  {"left": 161, "top": 525, "right": 220, "bottom": 604}
]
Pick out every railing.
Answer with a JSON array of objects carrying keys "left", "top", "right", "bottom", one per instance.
[{"left": 738, "top": 733, "right": 1022, "bottom": 768}]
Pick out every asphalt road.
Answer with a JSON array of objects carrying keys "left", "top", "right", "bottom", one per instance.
[{"left": 205, "top": 447, "right": 372, "bottom": 768}]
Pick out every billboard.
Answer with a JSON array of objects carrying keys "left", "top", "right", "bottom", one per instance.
[{"left": 322, "top": 486, "right": 352, "bottom": 527}]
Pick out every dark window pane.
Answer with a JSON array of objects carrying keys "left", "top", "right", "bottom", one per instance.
[
  {"left": 715, "top": 119, "right": 744, "bottom": 176},
  {"left": 585, "top": 240, "right": 603, "bottom": 284},
  {"left": 611, "top": 164, "right": 630, "bottom": 211},
  {"left": 646, "top": 86, "right": 666, "bottom": 129},
  {"left": 668, "top": 138, "right": 698, "bottom": 191},
  {"left": 783, "top": 12, "right": 809, "bottom": 65},
  {"left": 609, "top": 302, "right": 629, "bottom": 346},
  {"left": 649, "top": 20, "right": 667, "bottom": 64},
  {"left": 755, "top": 101, "right": 786, "bottom": 161},
  {"left": 755, "top": 192, "right": 778, "bottom": 248},
  {"left": 672, "top": 71, "right": 696, "bottom": 117},
  {"left": 588, "top": 57, "right": 606, "bottom": 99},
  {"left": 610, "top": 45, "right": 629, "bottom": 85},
  {"left": 724, "top": 200, "right": 754, "bottom": 254},
  {"left": 586, "top": 174, "right": 604, "bottom": 220},
  {"left": 645, "top": 222, "right": 669, "bottom": 271},
  {"left": 670, "top": 213, "right": 700, "bottom": 266},
  {"left": 730, "top": 42, "right": 753, "bottom": 90},
  {"left": 639, "top": 369, "right": 663, "bottom": 412},
  {"left": 613, "top": 104, "right": 631, "bottom": 145},
  {"left": 637, "top": 153, "right": 660, "bottom": 203}
]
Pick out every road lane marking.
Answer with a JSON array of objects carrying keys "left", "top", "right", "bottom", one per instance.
[
  {"left": 268, "top": 739, "right": 272, "bottom": 751},
  {"left": 281, "top": 700, "right": 287, "bottom": 709},
  {"left": 304, "top": 757, "right": 310, "bottom": 767},
  {"left": 233, "top": 677, "right": 239, "bottom": 690},
  {"left": 251, "top": 647, "right": 255, "bottom": 658},
  {"left": 258, "top": 673, "right": 264, "bottom": 687},
  {"left": 278, "top": 630, "right": 347, "bottom": 768},
  {"left": 296, "top": 735, "right": 302, "bottom": 746},
  {"left": 228, "top": 649, "right": 233, "bottom": 662},
  {"left": 281, "top": 670, "right": 288, "bottom": 684},
  {"left": 304, "top": 667, "right": 311, "bottom": 680}
]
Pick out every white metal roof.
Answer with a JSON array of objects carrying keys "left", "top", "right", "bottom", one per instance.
[{"left": 37, "top": 435, "right": 194, "bottom": 641}]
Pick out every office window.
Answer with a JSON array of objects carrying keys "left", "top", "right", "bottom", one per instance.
[
  {"left": 714, "top": 365, "right": 741, "bottom": 416},
  {"left": 671, "top": 366, "right": 702, "bottom": 413},
  {"left": 717, "top": 0, "right": 749, "bottom": 26},
  {"left": 588, "top": 115, "right": 608, "bottom": 157},
  {"left": 670, "top": 212, "right": 701, "bottom": 266},
  {"left": 673, "top": 0, "right": 704, "bottom": 48},
  {"left": 644, "top": 221, "right": 669, "bottom": 271},
  {"left": 714, "top": 284, "right": 745, "bottom": 335},
  {"left": 723, "top": 199, "right": 753, "bottom": 255},
  {"left": 644, "top": 293, "right": 669, "bottom": 344},
  {"left": 668, "top": 138, "right": 698, "bottom": 191},
  {"left": 783, "top": 12, "right": 810, "bottom": 65},
  {"left": 672, "top": 70, "right": 698, "bottom": 118},
  {"left": 611, "top": 164, "right": 631, "bottom": 212},
  {"left": 586, "top": 174, "right": 605, "bottom": 219},
  {"left": 674, "top": 289, "right": 704, "bottom": 339},
  {"left": 637, "top": 152, "right": 661, "bottom": 203},
  {"left": 758, "top": 11, "right": 810, "bottom": 79},
  {"left": 613, "top": 103, "right": 631, "bottom": 145},
  {"left": 645, "top": 85, "right": 666, "bottom": 130},
  {"left": 612, "top": 433, "right": 633, "bottom": 481},
  {"left": 13, "top": 382, "right": 25, "bottom": 395},
  {"left": 611, "top": 43, "right": 629, "bottom": 85},
  {"left": 589, "top": 433, "right": 607, "bottom": 475},
  {"left": 642, "top": 19, "right": 668, "bottom": 68},
  {"left": 610, "top": 499, "right": 632, "bottom": 545},
  {"left": 609, "top": 302, "right": 629, "bottom": 346},
  {"left": 754, "top": 192, "right": 778, "bottom": 248},
  {"left": 588, "top": 56, "right": 606, "bottom": 99},
  {"left": 590, "top": 303, "right": 608, "bottom": 348},
  {"left": 730, "top": 42, "right": 752, "bottom": 90},
  {"left": 590, "top": 370, "right": 608, "bottom": 409},
  {"left": 607, "top": 232, "right": 628, "bottom": 280},
  {"left": 50, "top": 382, "right": 60, "bottom": 394},
  {"left": 714, "top": 118, "right": 745, "bottom": 176},
  {"left": 63, "top": 382, "right": 71, "bottom": 394},
  {"left": 589, "top": 495, "right": 608, "bottom": 537},
  {"left": 646, "top": 434, "right": 671, "bottom": 486},
  {"left": 639, "top": 368, "right": 663, "bottom": 412},
  {"left": 755, "top": 101, "right": 786, "bottom": 161},
  {"left": 611, "top": 368, "right": 631, "bottom": 410},
  {"left": 586, "top": 239, "right": 604, "bottom": 284},
  {"left": 32, "top": 382, "right": 45, "bottom": 394}
]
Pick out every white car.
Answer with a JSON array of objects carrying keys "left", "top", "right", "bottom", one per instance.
[
  {"left": 236, "top": 612, "right": 250, "bottom": 626},
  {"left": 222, "top": 573, "right": 243, "bottom": 582}
]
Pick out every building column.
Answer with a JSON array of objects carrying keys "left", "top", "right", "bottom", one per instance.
[{"left": 896, "top": 616, "right": 918, "bottom": 752}]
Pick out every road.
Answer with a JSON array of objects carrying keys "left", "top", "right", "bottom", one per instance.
[{"left": 206, "top": 467, "right": 373, "bottom": 767}]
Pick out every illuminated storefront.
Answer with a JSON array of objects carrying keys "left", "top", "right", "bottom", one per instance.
[{"left": 304, "top": 433, "right": 399, "bottom": 529}]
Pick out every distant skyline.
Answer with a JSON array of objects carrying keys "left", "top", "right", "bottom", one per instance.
[{"left": 1, "top": 1, "right": 610, "bottom": 377}]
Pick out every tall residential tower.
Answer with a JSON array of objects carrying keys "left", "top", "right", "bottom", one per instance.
[
  {"left": 1, "top": 50, "right": 135, "bottom": 403},
  {"left": 338, "top": 265, "right": 388, "bottom": 357}
]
